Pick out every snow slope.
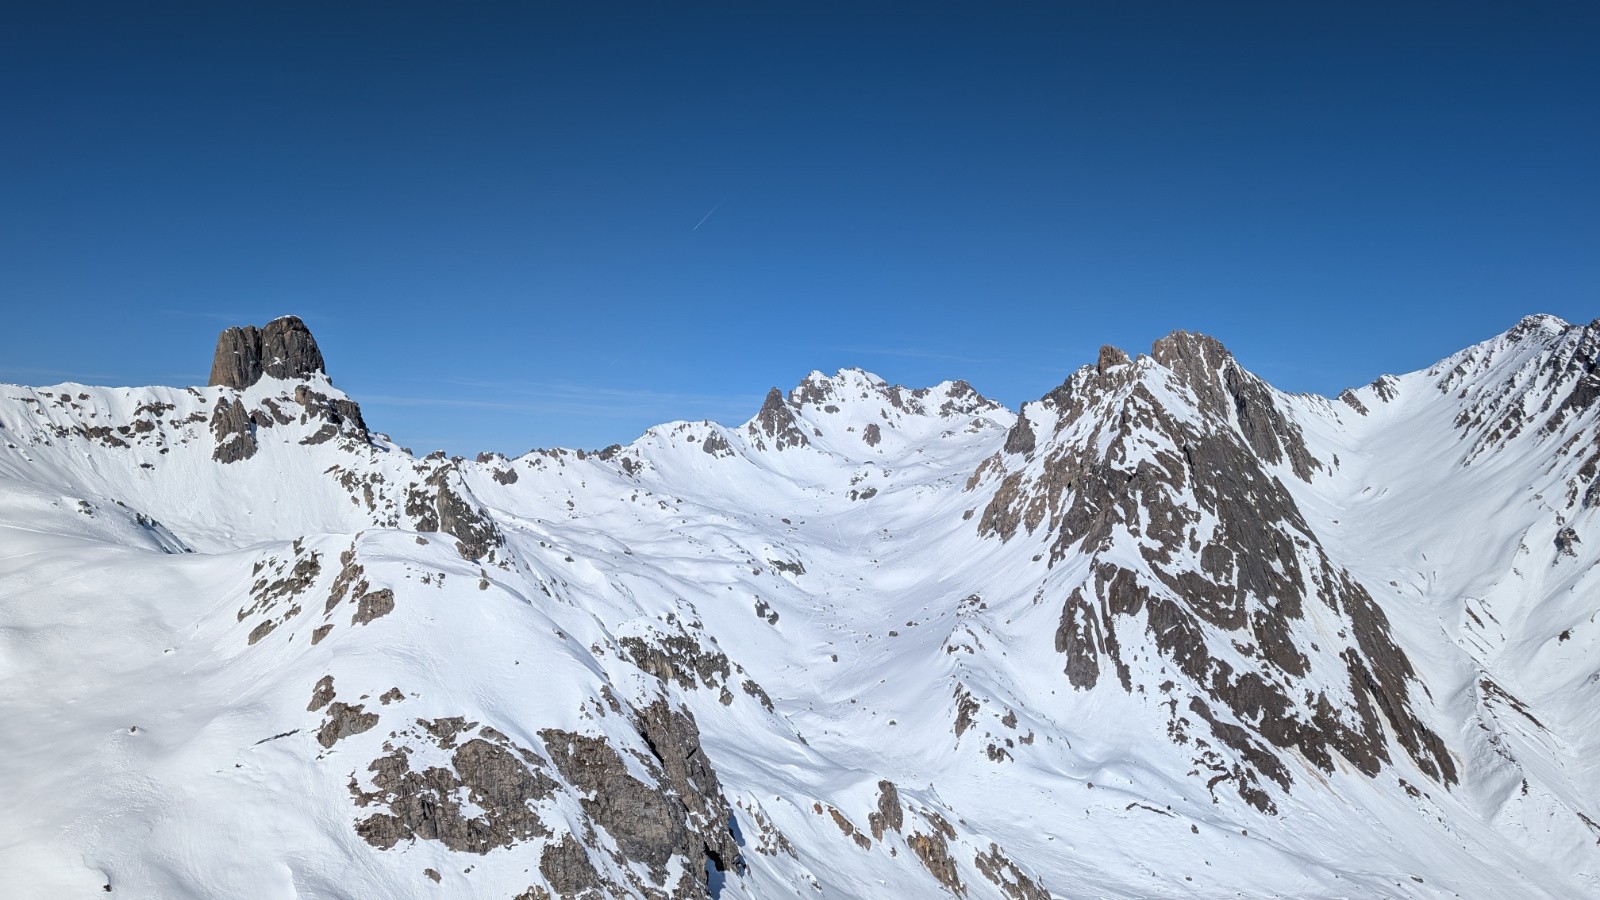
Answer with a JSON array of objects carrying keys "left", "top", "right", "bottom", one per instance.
[{"left": 1, "top": 315, "right": 1597, "bottom": 898}]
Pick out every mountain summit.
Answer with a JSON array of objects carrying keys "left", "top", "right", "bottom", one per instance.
[
  {"left": 208, "top": 314, "right": 327, "bottom": 388},
  {"left": 1, "top": 316, "right": 1597, "bottom": 898}
]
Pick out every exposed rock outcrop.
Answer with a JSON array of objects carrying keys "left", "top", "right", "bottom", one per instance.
[
  {"left": 405, "top": 467, "right": 504, "bottom": 561},
  {"left": 618, "top": 629, "right": 732, "bottom": 695},
  {"left": 701, "top": 431, "right": 734, "bottom": 457},
  {"left": 907, "top": 810, "right": 964, "bottom": 895},
  {"left": 205, "top": 317, "right": 371, "bottom": 453},
  {"left": 538, "top": 835, "right": 607, "bottom": 898},
  {"left": 210, "top": 397, "right": 257, "bottom": 463},
  {"left": 293, "top": 385, "right": 368, "bottom": 445},
  {"left": 238, "top": 540, "right": 320, "bottom": 642},
  {"left": 1337, "top": 388, "right": 1370, "bottom": 415},
  {"left": 539, "top": 698, "right": 742, "bottom": 897},
  {"left": 1447, "top": 318, "right": 1600, "bottom": 488},
  {"left": 1556, "top": 526, "right": 1581, "bottom": 557},
  {"left": 974, "top": 843, "right": 1049, "bottom": 900},
  {"left": 260, "top": 316, "right": 326, "bottom": 382},
  {"left": 634, "top": 699, "right": 744, "bottom": 877},
  {"left": 307, "top": 675, "right": 336, "bottom": 712},
  {"left": 1150, "top": 331, "right": 1319, "bottom": 482},
  {"left": 868, "top": 780, "right": 903, "bottom": 841},
  {"left": 1002, "top": 410, "right": 1035, "bottom": 456},
  {"left": 749, "top": 387, "right": 810, "bottom": 451},
  {"left": 352, "top": 721, "right": 557, "bottom": 853},
  {"left": 323, "top": 546, "right": 397, "bottom": 630},
  {"left": 1096, "top": 344, "right": 1130, "bottom": 373},
  {"left": 972, "top": 333, "right": 1455, "bottom": 812},
  {"left": 210, "top": 325, "right": 263, "bottom": 390},
  {"left": 208, "top": 316, "right": 326, "bottom": 388},
  {"left": 318, "top": 702, "right": 378, "bottom": 748}
]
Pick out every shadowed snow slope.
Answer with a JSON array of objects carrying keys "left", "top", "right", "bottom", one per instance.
[{"left": 2, "top": 314, "right": 1598, "bottom": 898}]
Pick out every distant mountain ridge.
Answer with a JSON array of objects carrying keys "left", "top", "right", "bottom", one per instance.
[{"left": 0, "top": 314, "right": 1596, "bottom": 898}]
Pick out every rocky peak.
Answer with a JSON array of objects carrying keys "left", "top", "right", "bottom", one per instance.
[
  {"left": 1436, "top": 314, "right": 1579, "bottom": 398},
  {"left": 788, "top": 367, "right": 1005, "bottom": 423},
  {"left": 1505, "top": 312, "right": 1571, "bottom": 343},
  {"left": 1096, "top": 344, "right": 1131, "bottom": 374},
  {"left": 935, "top": 379, "right": 1004, "bottom": 417},
  {"left": 209, "top": 315, "right": 326, "bottom": 388},
  {"left": 788, "top": 368, "right": 874, "bottom": 407},
  {"left": 970, "top": 335, "right": 1453, "bottom": 812},
  {"left": 1148, "top": 329, "right": 1228, "bottom": 372},
  {"left": 788, "top": 368, "right": 908, "bottom": 414},
  {"left": 1150, "top": 331, "right": 1319, "bottom": 481},
  {"left": 1442, "top": 316, "right": 1600, "bottom": 481},
  {"left": 748, "top": 387, "right": 810, "bottom": 451}
]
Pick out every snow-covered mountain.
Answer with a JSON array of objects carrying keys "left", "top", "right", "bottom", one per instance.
[{"left": 2, "top": 314, "right": 1598, "bottom": 898}]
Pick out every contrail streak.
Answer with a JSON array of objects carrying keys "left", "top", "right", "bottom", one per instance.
[{"left": 692, "top": 202, "right": 723, "bottom": 231}]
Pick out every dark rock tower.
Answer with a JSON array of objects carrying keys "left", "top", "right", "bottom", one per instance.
[{"left": 209, "top": 316, "right": 326, "bottom": 388}]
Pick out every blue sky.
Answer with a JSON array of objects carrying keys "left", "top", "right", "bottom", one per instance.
[{"left": 2, "top": 3, "right": 1596, "bottom": 454}]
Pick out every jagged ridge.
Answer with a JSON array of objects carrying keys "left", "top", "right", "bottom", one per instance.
[{"left": 1, "top": 315, "right": 1597, "bottom": 898}]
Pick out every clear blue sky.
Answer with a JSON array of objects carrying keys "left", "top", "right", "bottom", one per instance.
[{"left": 2, "top": 2, "right": 1596, "bottom": 454}]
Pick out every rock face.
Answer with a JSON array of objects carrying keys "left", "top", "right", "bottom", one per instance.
[
  {"left": 540, "top": 698, "right": 744, "bottom": 898},
  {"left": 404, "top": 467, "right": 504, "bottom": 561},
  {"left": 210, "top": 397, "right": 258, "bottom": 463},
  {"left": 1447, "top": 316, "right": 1600, "bottom": 488},
  {"left": 1096, "top": 344, "right": 1130, "bottom": 373},
  {"left": 293, "top": 385, "right": 368, "bottom": 444},
  {"left": 868, "top": 780, "right": 903, "bottom": 841},
  {"left": 972, "top": 331, "right": 1455, "bottom": 812},
  {"left": 260, "top": 316, "right": 326, "bottom": 381},
  {"left": 748, "top": 387, "right": 810, "bottom": 451},
  {"left": 318, "top": 702, "right": 378, "bottom": 748},
  {"left": 1150, "top": 331, "right": 1320, "bottom": 481},
  {"left": 209, "top": 316, "right": 326, "bottom": 388},
  {"left": 906, "top": 809, "right": 964, "bottom": 895},
  {"left": 209, "top": 325, "right": 263, "bottom": 389},
  {"left": 352, "top": 720, "right": 557, "bottom": 854}
]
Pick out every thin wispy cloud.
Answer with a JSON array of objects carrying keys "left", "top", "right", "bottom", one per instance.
[
  {"left": 358, "top": 395, "right": 549, "bottom": 412},
  {"left": 362, "top": 379, "right": 759, "bottom": 423},
  {"left": 834, "top": 346, "right": 995, "bottom": 366},
  {"left": 691, "top": 201, "right": 723, "bottom": 232},
  {"left": 0, "top": 366, "right": 198, "bottom": 386}
]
